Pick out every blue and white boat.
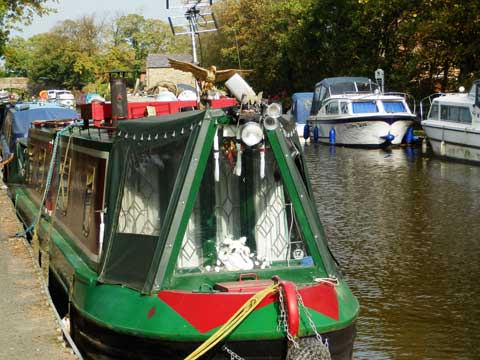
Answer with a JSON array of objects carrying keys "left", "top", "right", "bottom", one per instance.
[{"left": 306, "top": 77, "right": 416, "bottom": 146}]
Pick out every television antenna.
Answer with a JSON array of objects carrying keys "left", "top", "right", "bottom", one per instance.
[{"left": 167, "top": 0, "right": 218, "bottom": 65}]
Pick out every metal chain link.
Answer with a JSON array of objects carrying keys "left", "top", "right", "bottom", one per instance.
[
  {"left": 222, "top": 345, "right": 245, "bottom": 360},
  {"left": 278, "top": 287, "right": 300, "bottom": 348},
  {"left": 296, "top": 288, "right": 329, "bottom": 349}
]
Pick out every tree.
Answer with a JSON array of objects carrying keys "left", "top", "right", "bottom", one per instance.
[
  {"left": 112, "top": 14, "right": 190, "bottom": 73},
  {"left": 0, "top": 0, "right": 53, "bottom": 56}
]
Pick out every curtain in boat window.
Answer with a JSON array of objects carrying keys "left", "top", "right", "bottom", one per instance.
[
  {"left": 383, "top": 101, "right": 406, "bottom": 113},
  {"left": 177, "top": 143, "right": 290, "bottom": 272},
  {"left": 352, "top": 101, "right": 378, "bottom": 114}
]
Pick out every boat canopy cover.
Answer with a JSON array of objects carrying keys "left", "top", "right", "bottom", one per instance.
[
  {"left": 291, "top": 92, "right": 313, "bottom": 125},
  {"left": 314, "top": 77, "right": 371, "bottom": 88},
  {"left": 1, "top": 104, "right": 77, "bottom": 159},
  {"left": 99, "top": 110, "right": 210, "bottom": 291}
]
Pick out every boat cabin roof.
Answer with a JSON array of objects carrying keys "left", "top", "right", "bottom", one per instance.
[
  {"left": 314, "top": 77, "right": 377, "bottom": 95},
  {"left": 432, "top": 93, "right": 472, "bottom": 107}
]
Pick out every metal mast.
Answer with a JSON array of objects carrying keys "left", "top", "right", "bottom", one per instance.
[{"left": 167, "top": 0, "right": 218, "bottom": 65}]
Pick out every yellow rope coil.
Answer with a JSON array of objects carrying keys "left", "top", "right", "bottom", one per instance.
[{"left": 185, "top": 283, "right": 279, "bottom": 360}]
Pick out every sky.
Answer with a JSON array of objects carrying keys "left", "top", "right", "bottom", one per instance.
[{"left": 12, "top": 0, "right": 190, "bottom": 38}]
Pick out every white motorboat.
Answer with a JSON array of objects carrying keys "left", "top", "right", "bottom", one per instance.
[
  {"left": 306, "top": 74, "right": 416, "bottom": 146},
  {"left": 421, "top": 80, "right": 480, "bottom": 162}
]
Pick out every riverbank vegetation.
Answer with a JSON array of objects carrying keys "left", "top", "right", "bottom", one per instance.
[{"left": 1, "top": 0, "right": 480, "bottom": 100}]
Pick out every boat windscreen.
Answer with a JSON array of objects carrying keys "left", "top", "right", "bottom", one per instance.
[{"left": 175, "top": 134, "right": 314, "bottom": 275}]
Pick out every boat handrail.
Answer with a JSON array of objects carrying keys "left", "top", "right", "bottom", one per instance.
[{"left": 419, "top": 93, "right": 446, "bottom": 120}]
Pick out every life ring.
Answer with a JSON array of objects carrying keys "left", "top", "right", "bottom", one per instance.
[{"left": 39, "top": 90, "right": 48, "bottom": 100}]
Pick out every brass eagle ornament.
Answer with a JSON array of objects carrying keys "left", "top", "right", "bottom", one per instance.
[{"left": 168, "top": 58, "right": 252, "bottom": 93}]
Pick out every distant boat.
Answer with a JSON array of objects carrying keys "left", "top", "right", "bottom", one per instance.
[
  {"left": 46, "top": 89, "right": 76, "bottom": 109},
  {"left": 288, "top": 92, "right": 313, "bottom": 139},
  {"left": 306, "top": 75, "right": 416, "bottom": 146},
  {"left": 421, "top": 80, "right": 480, "bottom": 163}
]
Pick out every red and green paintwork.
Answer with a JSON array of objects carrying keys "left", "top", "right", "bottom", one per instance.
[{"left": 11, "top": 110, "right": 359, "bottom": 347}]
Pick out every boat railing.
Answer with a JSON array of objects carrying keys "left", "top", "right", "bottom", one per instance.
[{"left": 419, "top": 93, "right": 446, "bottom": 120}]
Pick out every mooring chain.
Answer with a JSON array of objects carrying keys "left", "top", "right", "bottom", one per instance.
[
  {"left": 295, "top": 288, "right": 329, "bottom": 349},
  {"left": 278, "top": 286, "right": 300, "bottom": 348},
  {"left": 222, "top": 345, "right": 245, "bottom": 360}
]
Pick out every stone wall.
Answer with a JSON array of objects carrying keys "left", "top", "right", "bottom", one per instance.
[{"left": 0, "top": 77, "right": 29, "bottom": 90}]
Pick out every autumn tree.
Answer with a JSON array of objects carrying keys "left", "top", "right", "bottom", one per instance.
[{"left": 0, "top": 0, "right": 53, "bottom": 56}]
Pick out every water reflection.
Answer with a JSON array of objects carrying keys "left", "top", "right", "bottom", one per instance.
[{"left": 303, "top": 144, "right": 480, "bottom": 360}]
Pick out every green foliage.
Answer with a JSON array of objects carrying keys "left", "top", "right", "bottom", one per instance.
[
  {"left": 3, "top": 0, "right": 480, "bottom": 99},
  {"left": 202, "top": 0, "right": 480, "bottom": 99},
  {"left": 0, "top": 0, "right": 53, "bottom": 56}
]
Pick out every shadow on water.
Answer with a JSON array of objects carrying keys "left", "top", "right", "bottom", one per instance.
[{"left": 303, "top": 143, "right": 480, "bottom": 360}]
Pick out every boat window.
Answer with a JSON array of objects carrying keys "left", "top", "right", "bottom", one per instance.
[
  {"left": 356, "top": 81, "right": 372, "bottom": 93},
  {"left": 175, "top": 135, "right": 313, "bottom": 275},
  {"left": 102, "top": 135, "right": 190, "bottom": 290},
  {"left": 340, "top": 102, "right": 349, "bottom": 114},
  {"left": 330, "top": 82, "right": 356, "bottom": 95},
  {"left": 326, "top": 101, "right": 339, "bottom": 115},
  {"left": 352, "top": 101, "right": 378, "bottom": 114},
  {"left": 383, "top": 101, "right": 406, "bottom": 113},
  {"left": 428, "top": 103, "right": 439, "bottom": 120},
  {"left": 440, "top": 105, "right": 471, "bottom": 124}
]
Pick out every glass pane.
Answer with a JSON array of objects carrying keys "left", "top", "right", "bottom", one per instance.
[
  {"left": 176, "top": 135, "right": 313, "bottom": 275},
  {"left": 428, "top": 103, "right": 439, "bottom": 119},
  {"left": 102, "top": 136, "right": 189, "bottom": 289},
  {"left": 352, "top": 101, "right": 378, "bottom": 114},
  {"left": 383, "top": 101, "right": 406, "bottom": 113}
]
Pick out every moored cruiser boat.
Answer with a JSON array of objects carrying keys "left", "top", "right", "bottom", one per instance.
[
  {"left": 306, "top": 75, "right": 416, "bottom": 146},
  {"left": 1, "top": 78, "right": 359, "bottom": 359},
  {"left": 421, "top": 80, "right": 480, "bottom": 163}
]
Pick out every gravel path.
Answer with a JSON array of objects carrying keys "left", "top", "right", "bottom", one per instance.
[{"left": 0, "top": 181, "right": 78, "bottom": 359}]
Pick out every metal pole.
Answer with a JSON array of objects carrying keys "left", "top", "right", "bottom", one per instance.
[{"left": 189, "top": 18, "right": 198, "bottom": 64}]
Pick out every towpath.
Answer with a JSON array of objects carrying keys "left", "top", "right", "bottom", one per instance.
[{"left": 0, "top": 179, "right": 78, "bottom": 359}]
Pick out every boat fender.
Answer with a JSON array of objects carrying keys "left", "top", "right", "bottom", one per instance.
[
  {"left": 328, "top": 128, "right": 335, "bottom": 145},
  {"left": 381, "top": 133, "right": 395, "bottom": 142},
  {"left": 440, "top": 140, "right": 446, "bottom": 156},
  {"left": 422, "top": 137, "right": 428, "bottom": 153},
  {"left": 313, "top": 126, "right": 319, "bottom": 142},
  {"left": 280, "top": 281, "right": 299, "bottom": 337},
  {"left": 303, "top": 124, "right": 310, "bottom": 140},
  {"left": 286, "top": 337, "right": 331, "bottom": 360},
  {"left": 405, "top": 127, "right": 414, "bottom": 144}
]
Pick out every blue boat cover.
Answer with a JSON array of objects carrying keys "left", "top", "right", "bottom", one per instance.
[
  {"left": 1, "top": 103, "right": 77, "bottom": 159},
  {"left": 291, "top": 92, "right": 313, "bottom": 125}
]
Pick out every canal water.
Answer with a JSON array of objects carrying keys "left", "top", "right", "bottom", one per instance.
[{"left": 303, "top": 144, "right": 480, "bottom": 360}]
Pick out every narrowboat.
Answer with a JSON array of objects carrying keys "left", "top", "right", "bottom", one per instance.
[
  {"left": 421, "top": 80, "right": 480, "bottom": 163},
  {"left": 1, "top": 79, "right": 359, "bottom": 359},
  {"left": 306, "top": 74, "right": 416, "bottom": 146}
]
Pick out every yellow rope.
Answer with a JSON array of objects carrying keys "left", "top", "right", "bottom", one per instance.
[{"left": 184, "top": 283, "right": 279, "bottom": 360}]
